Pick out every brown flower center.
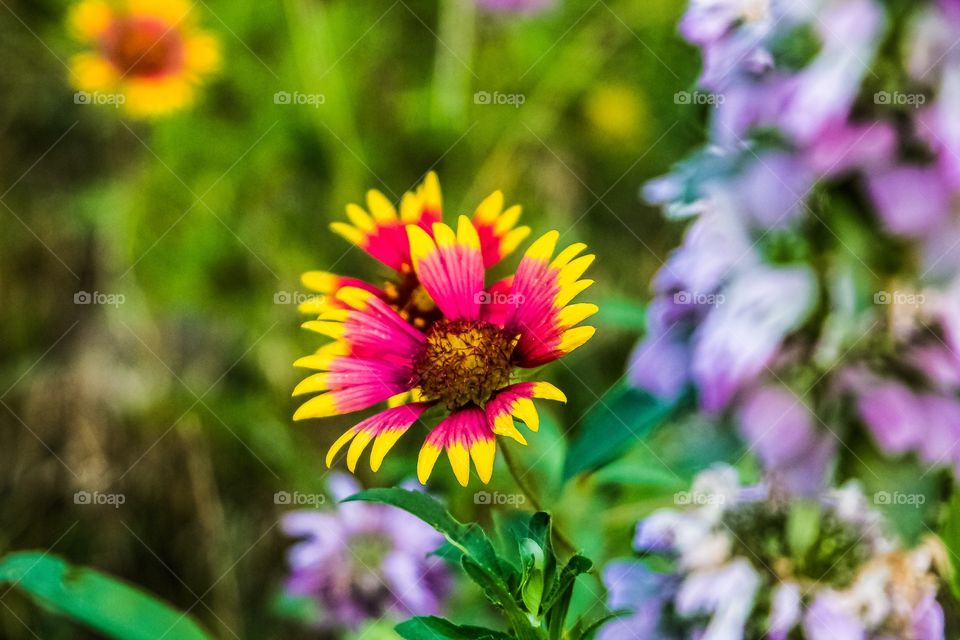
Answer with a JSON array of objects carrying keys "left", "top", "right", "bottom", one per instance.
[
  {"left": 412, "top": 319, "right": 517, "bottom": 410},
  {"left": 101, "top": 16, "right": 184, "bottom": 77}
]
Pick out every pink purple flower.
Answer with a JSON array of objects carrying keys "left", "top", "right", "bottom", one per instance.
[{"left": 282, "top": 474, "right": 450, "bottom": 629}]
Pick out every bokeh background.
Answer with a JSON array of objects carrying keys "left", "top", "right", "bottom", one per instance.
[{"left": 0, "top": 0, "right": 717, "bottom": 636}]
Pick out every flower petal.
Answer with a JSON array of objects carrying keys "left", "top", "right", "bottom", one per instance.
[
  {"left": 325, "top": 402, "right": 433, "bottom": 472},
  {"left": 293, "top": 287, "right": 424, "bottom": 420},
  {"left": 408, "top": 216, "right": 485, "bottom": 321},
  {"left": 417, "top": 407, "right": 495, "bottom": 486},
  {"left": 471, "top": 190, "right": 531, "bottom": 266},
  {"left": 298, "top": 271, "right": 381, "bottom": 315},
  {"left": 329, "top": 176, "right": 442, "bottom": 272},
  {"left": 503, "top": 231, "right": 597, "bottom": 367},
  {"left": 69, "top": 0, "right": 113, "bottom": 41},
  {"left": 484, "top": 381, "right": 567, "bottom": 444}
]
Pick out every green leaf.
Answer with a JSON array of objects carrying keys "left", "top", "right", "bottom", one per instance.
[
  {"left": 461, "top": 558, "right": 539, "bottom": 640},
  {"left": 346, "top": 488, "right": 510, "bottom": 579},
  {"left": 542, "top": 555, "right": 593, "bottom": 640},
  {"left": 0, "top": 552, "right": 212, "bottom": 640},
  {"left": 940, "top": 491, "right": 960, "bottom": 600},
  {"left": 395, "top": 616, "right": 514, "bottom": 640},
  {"left": 518, "top": 539, "right": 545, "bottom": 615},
  {"left": 568, "top": 610, "right": 631, "bottom": 640},
  {"left": 346, "top": 490, "right": 540, "bottom": 638},
  {"left": 496, "top": 512, "right": 557, "bottom": 594},
  {"left": 564, "top": 383, "right": 683, "bottom": 479},
  {"left": 541, "top": 555, "right": 592, "bottom": 612},
  {"left": 526, "top": 512, "right": 557, "bottom": 597}
]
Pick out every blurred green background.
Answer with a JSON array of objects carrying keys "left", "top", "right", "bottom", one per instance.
[{"left": 0, "top": 0, "right": 710, "bottom": 636}]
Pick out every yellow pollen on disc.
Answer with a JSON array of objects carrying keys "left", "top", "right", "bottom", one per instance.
[{"left": 412, "top": 318, "right": 518, "bottom": 410}]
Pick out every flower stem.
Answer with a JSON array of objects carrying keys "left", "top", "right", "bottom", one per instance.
[{"left": 499, "top": 444, "right": 578, "bottom": 556}]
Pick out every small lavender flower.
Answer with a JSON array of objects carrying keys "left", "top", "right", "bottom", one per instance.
[
  {"left": 601, "top": 465, "right": 946, "bottom": 639},
  {"left": 282, "top": 474, "right": 450, "bottom": 630}
]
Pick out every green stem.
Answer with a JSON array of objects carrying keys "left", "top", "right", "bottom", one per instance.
[{"left": 500, "top": 444, "right": 577, "bottom": 556}]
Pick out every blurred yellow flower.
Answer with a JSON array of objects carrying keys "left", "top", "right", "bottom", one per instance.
[
  {"left": 68, "top": 0, "right": 220, "bottom": 119},
  {"left": 583, "top": 83, "right": 649, "bottom": 144}
]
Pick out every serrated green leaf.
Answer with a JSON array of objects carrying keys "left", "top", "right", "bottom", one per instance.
[
  {"left": 563, "top": 383, "right": 683, "bottom": 480},
  {"left": 494, "top": 511, "right": 559, "bottom": 601},
  {"left": 345, "top": 488, "right": 510, "bottom": 579},
  {"left": 461, "top": 557, "right": 539, "bottom": 640},
  {"left": 0, "top": 552, "right": 212, "bottom": 640},
  {"left": 395, "top": 616, "right": 515, "bottom": 640}
]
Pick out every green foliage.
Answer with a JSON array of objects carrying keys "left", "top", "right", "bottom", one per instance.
[
  {"left": 0, "top": 553, "right": 212, "bottom": 640},
  {"left": 519, "top": 538, "right": 546, "bottom": 615},
  {"left": 564, "top": 382, "right": 684, "bottom": 479},
  {"left": 347, "top": 489, "right": 610, "bottom": 640},
  {"left": 344, "top": 488, "right": 508, "bottom": 576},
  {"left": 940, "top": 491, "right": 960, "bottom": 601},
  {"left": 845, "top": 445, "right": 938, "bottom": 543},
  {"left": 567, "top": 610, "right": 630, "bottom": 640},
  {"left": 396, "top": 616, "right": 514, "bottom": 640}
]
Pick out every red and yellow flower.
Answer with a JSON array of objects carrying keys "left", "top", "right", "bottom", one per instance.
[
  {"left": 69, "top": 0, "right": 220, "bottom": 118},
  {"left": 293, "top": 174, "right": 597, "bottom": 486}
]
